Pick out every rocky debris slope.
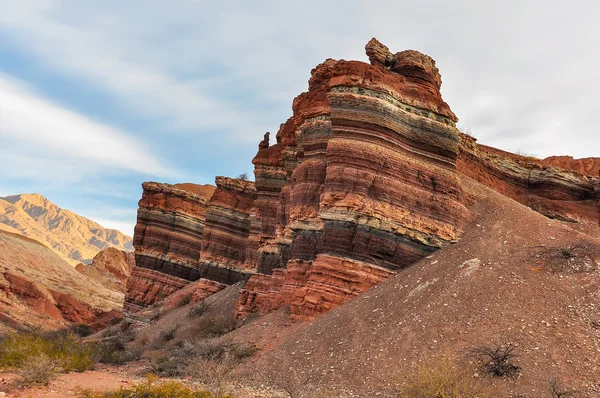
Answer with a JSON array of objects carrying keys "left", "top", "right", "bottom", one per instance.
[
  {"left": 76, "top": 247, "right": 135, "bottom": 292},
  {"left": 125, "top": 38, "right": 600, "bottom": 326},
  {"left": 0, "top": 193, "right": 132, "bottom": 266},
  {"left": 234, "top": 184, "right": 600, "bottom": 397},
  {"left": 0, "top": 229, "right": 123, "bottom": 332}
]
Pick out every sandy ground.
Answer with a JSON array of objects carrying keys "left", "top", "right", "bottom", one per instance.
[{"left": 0, "top": 366, "right": 142, "bottom": 397}]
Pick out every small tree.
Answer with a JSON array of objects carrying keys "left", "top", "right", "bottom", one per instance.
[
  {"left": 471, "top": 342, "right": 520, "bottom": 377},
  {"left": 237, "top": 173, "right": 249, "bottom": 180}
]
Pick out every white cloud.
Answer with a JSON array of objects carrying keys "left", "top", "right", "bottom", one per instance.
[
  {"left": 0, "top": 73, "right": 176, "bottom": 180},
  {"left": 0, "top": 1, "right": 275, "bottom": 142},
  {"left": 1, "top": 0, "right": 600, "bottom": 163},
  {"left": 92, "top": 218, "right": 136, "bottom": 238}
]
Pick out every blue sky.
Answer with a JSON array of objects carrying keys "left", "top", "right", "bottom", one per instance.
[{"left": 1, "top": 1, "right": 599, "bottom": 236}]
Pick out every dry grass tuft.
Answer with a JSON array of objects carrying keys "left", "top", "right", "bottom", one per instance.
[
  {"left": 17, "top": 353, "right": 62, "bottom": 387},
  {"left": 397, "top": 355, "right": 494, "bottom": 398},
  {"left": 0, "top": 331, "right": 100, "bottom": 374},
  {"left": 77, "top": 374, "right": 230, "bottom": 397}
]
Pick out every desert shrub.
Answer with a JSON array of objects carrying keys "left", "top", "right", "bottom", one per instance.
[
  {"left": 189, "top": 301, "right": 209, "bottom": 318},
  {"left": 120, "top": 321, "right": 133, "bottom": 332},
  {"left": 458, "top": 126, "right": 476, "bottom": 138},
  {"left": 96, "top": 335, "right": 140, "bottom": 365},
  {"left": 77, "top": 374, "right": 229, "bottom": 397},
  {"left": 68, "top": 323, "right": 94, "bottom": 337},
  {"left": 147, "top": 354, "right": 182, "bottom": 377},
  {"left": 471, "top": 342, "right": 520, "bottom": 378},
  {"left": 151, "top": 310, "right": 162, "bottom": 321},
  {"left": 147, "top": 337, "right": 257, "bottom": 385},
  {"left": 239, "top": 311, "right": 260, "bottom": 326},
  {"left": 0, "top": 331, "right": 100, "bottom": 373},
  {"left": 17, "top": 353, "right": 62, "bottom": 387},
  {"left": 549, "top": 378, "right": 577, "bottom": 398},
  {"left": 531, "top": 243, "right": 600, "bottom": 273},
  {"left": 516, "top": 149, "right": 539, "bottom": 159},
  {"left": 179, "top": 294, "right": 193, "bottom": 307},
  {"left": 195, "top": 316, "right": 238, "bottom": 337},
  {"left": 178, "top": 338, "right": 257, "bottom": 361},
  {"left": 154, "top": 327, "right": 177, "bottom": 348},
  {"left": 162, "top": 327, "right": 177, "bottom": 341},
  {"left": 184, "top": 357, "right": 233, "bottom": 398},
  {"left": 397, "top": 355, "right": 493, "bottom": 398}
]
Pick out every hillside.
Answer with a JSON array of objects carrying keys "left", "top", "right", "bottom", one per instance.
[
  {"left": 231, "top": 182, "right": 600, "bottom": 397},
  {"left": 0, "top": 193, "right": 133, "bottom": 266},
  {"left": 111, "top": 38, "right": 600, "bottom": 398},
  {"left": 0, "top": 229, "right": 124, "bottom": 332}
]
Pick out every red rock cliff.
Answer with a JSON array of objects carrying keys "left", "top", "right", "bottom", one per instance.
[
  {"left": 125, "top": 182, "right": 215, "bottom": 312},
  {"left": 125, "top": 178, "right": 259, "bottom": 314},
  {"left": 235, "top": 38, "right": 471, "bottom": 320},
  {"left": 458, "top": 134, "right": 599, "bottom": 224},
  {"left": 126, "top": 38, "right": 600, "bottom": 322}
]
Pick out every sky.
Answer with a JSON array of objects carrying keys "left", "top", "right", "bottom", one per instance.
[{"left": 1, "top": 1, "right": 599, "bottom": 237}]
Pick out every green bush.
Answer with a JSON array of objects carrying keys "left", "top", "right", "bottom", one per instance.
[
  {"left": 77, "top": 375, "right": 233, "bottom": 398},
  {"left": 0, "top": 331, "right": 100, "bottom": 373}
]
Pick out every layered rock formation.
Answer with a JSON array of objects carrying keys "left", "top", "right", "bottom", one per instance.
[
  {"left": 126, "top": 38, "right": 600, "bottom": 323},
  {"left": 237, "top": 255, "right": 395, "bottom": 321},
  {"left": 125, "top": 179, "right": 258, "bottom": 313},
  {"left": 235, "top": 38, "right": 471, "bottom": 319},
  {"left": 458, "top": 135, "right": 599, "bottom": 224},
  {"left": 198, "top": 176, "right": 257, "bottom": 278},
  {"left": 125, "top": 182, "right": 215, "bottom": 312}
]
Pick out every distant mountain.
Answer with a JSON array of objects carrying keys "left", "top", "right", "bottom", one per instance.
[{"left": 0, "top": 193, "right": 133, "bottom": 266}]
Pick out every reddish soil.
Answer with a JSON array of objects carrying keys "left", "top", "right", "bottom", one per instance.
[{"left": 0, "top": 366, "right": 143, "bottom": 397}]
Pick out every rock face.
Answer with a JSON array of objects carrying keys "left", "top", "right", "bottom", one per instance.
[
  {"left": 237, "top": 255, "right": 394, "bottom": 321},
  {"left": 126, "top": 38, "right": 600, "bottom": 323},
  {"left": 125, "top": 179, "right": 257, "bottom": 313},
  {"left": 235, "top": 40, "right": 470, "bottom": 320},
  {"left": 198, "top": 176, "right": 257, "bottom": 278},
  {"left": 124, "top": 182, "right": 215, "bottom": 313},
  {"left": 76, "top": 247, "right": 135, "bottom": 292},
  {"left": 0, "top": 193, "right": 132, "bottom": 266},
  {"left": 458, "top": 135, "right": 599, "bottom": 224}
]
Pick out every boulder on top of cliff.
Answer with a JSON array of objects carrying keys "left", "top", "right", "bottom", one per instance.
[
  {"left": 366, "top": 38, "right": 442, "bottom": 90},
  {"left": 365, "top": 37, "right": 393, "bottom": 67},
  {"left": 258, "top": 132, "right": 270, "bottom": 150},
  {"left": 390, "top": 49, "right": 442, "bottom": 92}
]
